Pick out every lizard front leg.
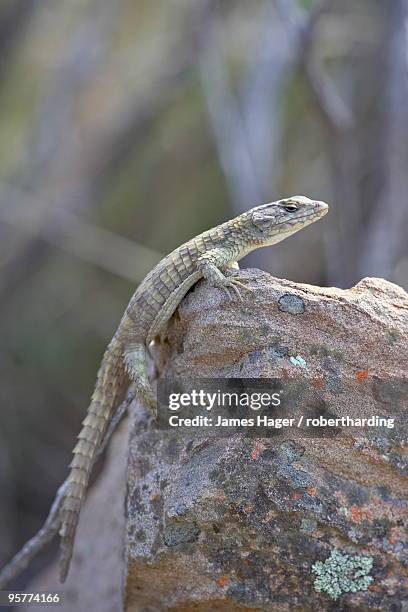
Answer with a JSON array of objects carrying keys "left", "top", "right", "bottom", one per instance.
[
  {"left": 225, "top": 260, "right": 240, "bottom": 275},
  {"left": 197, "top": 249, "right": 252, "bottom": 301}
]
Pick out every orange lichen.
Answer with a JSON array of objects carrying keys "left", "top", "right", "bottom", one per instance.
[
  {"left": 217, "top": 576, "right": 229, "bottom": 587},
  {"left": 350, "top": 505, "right": 373, "bottom": 523},
  {"left": 350, "top": 506, "right": 363, "bottom": 523},
  {"left": 307, "top": 487, "right": 317, "bottom": 496},
  {"left": 356, "top": 369, "right": 369, "bottom": 380},
  {"left": 251, "top": 441, "right": 266, "bottom": 460}
]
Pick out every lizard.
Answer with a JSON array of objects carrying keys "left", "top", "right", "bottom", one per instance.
[{"left": 58, "top": 194, "right": 328, "bottom": 581}]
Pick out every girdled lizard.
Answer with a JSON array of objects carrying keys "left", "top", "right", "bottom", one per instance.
[{"left": 59, "top": 195, "right": 328, "bottom": 581}]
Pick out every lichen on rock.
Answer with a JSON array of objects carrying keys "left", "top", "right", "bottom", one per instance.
[{"left": 312, "top": 548, "right": 374, "bottom": 600}]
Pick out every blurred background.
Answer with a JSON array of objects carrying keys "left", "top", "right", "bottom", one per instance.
[{"left": 1, "top": 0, "right": 407, "bottom": 584}]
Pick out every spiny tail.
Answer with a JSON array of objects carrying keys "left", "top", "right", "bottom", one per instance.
[{"left": 58, "top": 336, "right": 126, "bottom": 582}]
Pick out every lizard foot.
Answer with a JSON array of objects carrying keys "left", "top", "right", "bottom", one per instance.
[
  {"left": 225, "top": 267, "right": 240, "bottom": 277},
  {"left": 218, "top": 277, "right": 254, "bottom": 302},
  {"left": 123, "top": 343, "right": 158, "bottom": 418},
  {"left": 136, "top": 384, "right": 157, "bottom": 418}
]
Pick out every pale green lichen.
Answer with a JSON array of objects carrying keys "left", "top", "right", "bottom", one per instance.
[
  {"left": 290, "top": 355, "right": 307, "bottom": 367},
  {"left": 312, "top": 549, "right": 373, "bottom": 600}
]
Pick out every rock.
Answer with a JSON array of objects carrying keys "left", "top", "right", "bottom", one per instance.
[
  {"left": 21, "top": 271, "right": 408, "bottom": 610},
  {"left": 20, "top": 420, "right": 129, "bottom": 612},
  {"left": 125, "top": 271, "right": 408, "bottom": 611}
]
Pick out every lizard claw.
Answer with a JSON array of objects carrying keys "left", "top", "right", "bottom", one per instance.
[
  {"left": 225, "top": 267, "right": 240, "bottom": 277},
  {"left": 219, "top": 277, "right": 254, "bottom": 302}
]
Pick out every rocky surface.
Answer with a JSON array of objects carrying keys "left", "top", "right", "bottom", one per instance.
[
  {"left": 125, "top": 271, "right": 408, "bottom": 611},
  {"left": 22, "top": 271, "right": 408, "bottom": 610}
]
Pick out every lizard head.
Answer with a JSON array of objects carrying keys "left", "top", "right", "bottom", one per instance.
[{"left": 247, "top": 195, "right": 329, "bottom": 245}]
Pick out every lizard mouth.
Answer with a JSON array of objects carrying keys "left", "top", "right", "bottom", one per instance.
[{"left": 275, "top": 209, "right": 326, "bottom": 227}]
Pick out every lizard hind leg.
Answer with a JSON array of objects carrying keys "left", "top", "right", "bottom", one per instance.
[{"left": 123, "top": 342, "right": 157, "bottom": 416}]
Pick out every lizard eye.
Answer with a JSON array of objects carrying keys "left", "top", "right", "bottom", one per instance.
[{"left": 282, "top": 203, "right": 298, "bottom": 213}]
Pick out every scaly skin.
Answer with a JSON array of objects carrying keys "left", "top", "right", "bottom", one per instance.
[{"left": 58, "top": 195, "right": 329, "bottom": 581}]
